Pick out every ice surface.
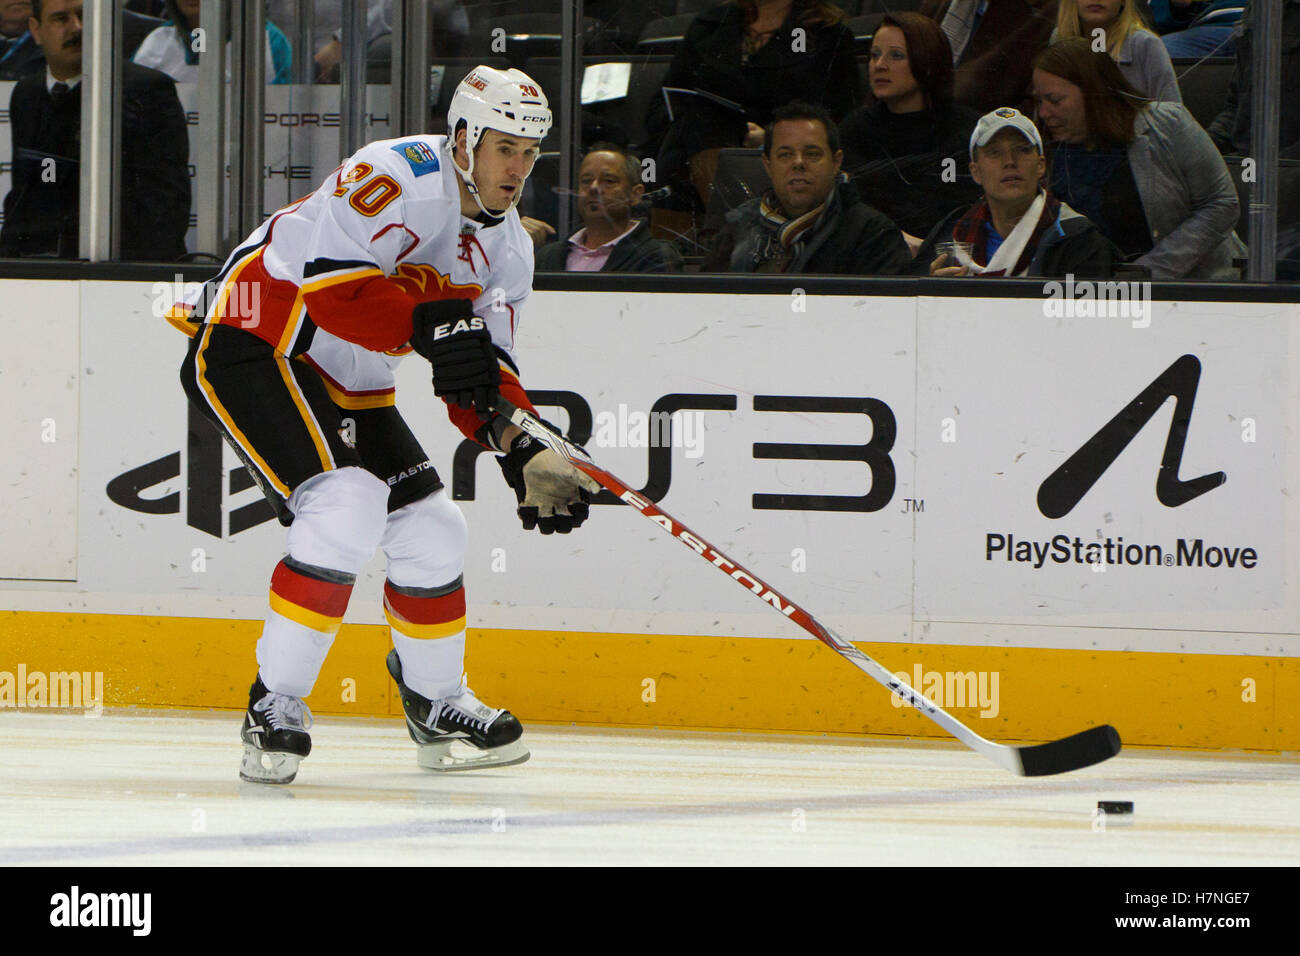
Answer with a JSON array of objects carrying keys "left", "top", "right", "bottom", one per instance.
[{"left": 1, "top": 711, "right": 1297, "bottom": 866}]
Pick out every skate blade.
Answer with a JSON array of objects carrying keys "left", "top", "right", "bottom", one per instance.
[
  {"left": 239, "top": 743, "right": 303, "bottom": 784},
  {"left": 416, "top": 739, "right": 530, "bottom": 772}
]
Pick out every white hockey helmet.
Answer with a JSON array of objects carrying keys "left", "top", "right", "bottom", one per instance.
[{"left": 448, "top": 65, "right": 552, "bottom": 218}]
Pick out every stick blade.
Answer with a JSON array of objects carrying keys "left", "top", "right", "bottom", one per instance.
[{"left": 1015, "top": 724, "right": 1122, "bottom": 777}]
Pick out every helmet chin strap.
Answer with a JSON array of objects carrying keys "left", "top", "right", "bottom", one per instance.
[{"left": 451, "top": 132, "right": 521, "bottom": 221}]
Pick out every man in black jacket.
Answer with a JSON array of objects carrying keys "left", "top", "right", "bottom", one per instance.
[
  {"left": 0, "top": 1, "right": 44, "bottom": 79},
  {"left": 0, "top": 0, "right": 190, "bottom": 260},
  {"left": 535, "top": 142, "right": 681, "bottom": 273},
  {"left": 705, "top": 102, "right": 912, "bottom": 275},
  {"left": 918, "top": 107, "right": 1113, "bottom": 278},
  {"left": 646, "top": 1, "right": 861, "bottom": 210}
]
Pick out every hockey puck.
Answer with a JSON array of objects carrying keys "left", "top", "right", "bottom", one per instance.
[{"left": 1098, "top": 800, "right": 1134, "bottom": 814}]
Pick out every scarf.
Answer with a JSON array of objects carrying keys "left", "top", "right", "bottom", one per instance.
[
  {"left": 951, "top": 189, "right": 1059, "bottom": 277},
  {"left": 748, "top": 192, "right": 831, "bottom": 272}
]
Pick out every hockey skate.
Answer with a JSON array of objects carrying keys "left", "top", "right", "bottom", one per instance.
[
  {"left": 239, "top": 676, "right": 313, "bottom": 784},
  {"left": 385, "top": 649, "right": 529, "bottom": 771}
]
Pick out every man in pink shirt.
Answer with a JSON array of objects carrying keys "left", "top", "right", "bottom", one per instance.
[{"left": 535, "top": 142, "right": 682, "bottom": 273}]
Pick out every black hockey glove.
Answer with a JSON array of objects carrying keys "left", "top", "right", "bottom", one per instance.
[
  {"left": 497, "top": 427, "right": 601, "bottom": 534},
  {"left": 409, "top": 299, "right": 500, "bottom": 416}
]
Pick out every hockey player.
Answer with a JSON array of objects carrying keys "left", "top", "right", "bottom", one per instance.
[{"left": 173, "top": 66, "right": 599, "bottom": 783}]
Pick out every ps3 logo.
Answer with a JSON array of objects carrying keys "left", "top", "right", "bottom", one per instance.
[
  {"left": 107, "top": 404, "right": 276, "bottom": 538},
  {"left": 452, "top": 390, "right": 898, "bottom": 513},
  {"left": 108, "top": 391, "right": 901, "bottom": 537}
]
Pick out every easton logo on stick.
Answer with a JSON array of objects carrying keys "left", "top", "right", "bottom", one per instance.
[{"left": 618, "top": 489, "right": 796, "bottom": 616}]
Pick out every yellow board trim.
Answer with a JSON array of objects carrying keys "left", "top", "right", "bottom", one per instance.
[
  {"left": 1, "top": 610, "right": 1294, "bottom": 752},
  {"left": 383, "top": 605, "right": 466, "bottom": 639},
  {"left": 267, "top": 593, "right": 344, "bottom": 634}
]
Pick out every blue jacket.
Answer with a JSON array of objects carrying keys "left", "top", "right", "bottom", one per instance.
[{"left": 1147, "top": 1, "right": 1244, "bottom": 34}]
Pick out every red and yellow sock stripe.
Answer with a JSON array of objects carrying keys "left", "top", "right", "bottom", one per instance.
[
  {"left": 383, "top": 581, "right": 466, "bottom": 639},
  {"left": 268, "top": 560, "right": 355, "bottom": 635}
]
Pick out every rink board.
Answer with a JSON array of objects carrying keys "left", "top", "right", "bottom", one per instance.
[
  {"left": 3, "top": 611, "right": 1296, "bottom": 751},
  {"left": 0, "top": 280, "right": 1297, "bottom": 750}
]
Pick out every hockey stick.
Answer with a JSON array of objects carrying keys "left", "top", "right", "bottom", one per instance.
[{"left": 496, "top": 398, "right": 1121, "bottom": 776}]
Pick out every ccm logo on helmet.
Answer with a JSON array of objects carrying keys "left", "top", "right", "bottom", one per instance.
[
  {"left": 432, "top": 316, "right": 486, "bottom": 339},
  {"left": 465, "top": 73, "right": 488, "bottom": 91}
]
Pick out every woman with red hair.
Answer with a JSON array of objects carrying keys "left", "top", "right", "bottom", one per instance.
[{"left": 839, "top": 12, "right": 981, "bottom": 245}]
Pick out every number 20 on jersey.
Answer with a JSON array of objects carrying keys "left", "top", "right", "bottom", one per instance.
[{"left": 333, "top": 162, "right": 402, "bottom": 217}]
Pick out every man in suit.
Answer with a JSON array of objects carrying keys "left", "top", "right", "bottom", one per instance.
[
  {"left": 535, "top": 142, "right": 681, "bottom": 273},
  {"left": 0, "top": 0, "right": 190, "bottom": 260}
]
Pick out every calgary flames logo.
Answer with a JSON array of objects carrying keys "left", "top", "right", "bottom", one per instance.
[
  {"left": 388, "top": 264, "right": 485, "bottom": 356},
  {"left": 392, "top": 263, "right": 483, "bottom": 302}
]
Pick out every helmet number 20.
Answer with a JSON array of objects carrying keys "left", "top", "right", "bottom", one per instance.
[{"left": 332, "top": 161, "right": 402, "bottom": 218}]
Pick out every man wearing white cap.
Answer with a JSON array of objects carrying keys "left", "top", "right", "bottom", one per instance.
[{"left": 919, "top": 106, "right": 1113, "bottom": 277}]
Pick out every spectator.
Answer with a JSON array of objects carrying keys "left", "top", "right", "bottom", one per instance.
[
  {"left": 536, "top": 144, "right": 682, "bottom": 273},
  {"left": 919, "top": 0, "right": 1060, "bottom": 113},
  {"left": 918, "top": 107, "right": 1114, "bottom": 276},
  {"left": 0, "top": 0, "right": 42, "bottom": 79},
  {"left": 132, "top": 0, "right": 292, "bottom": 84},
  {"left": 647, "top": 0, "right": 860, "bottom": 209},
  {"left": 1054, "top": 0, "right": 1180, "bottom": 101},
  {"left": 1, "top": 0, "right": 191, "bottom": 260},
  {"left": 704, "top": 101, "right": 912, "bottom": 273},
  {"left": 1, "top": 1, "right": 171, "bottom": 79},
  {"left": 278, "top": 1, "right": 471, "bottom": 80},
  {"left": 123, "top": 6, "right": 164, "bottom": 59},
  {"left": 1033, "top": 37, "right": 1244, "bottom": 278},
  {"left": 1208, "top": 1, "right": 1300, "bottom": 159},
  {"left": 1206, "top": 0, "right": 1300, "bottom": 279},
  {"left": 839, "top": 12, "right": 982, "bottom": 248},
  {"left": 309, "top": 1, "right": 389, "bottom": 81},
  {"left": 585, "top": 0, "right": 678, "bottom": 55},
  {"left": 1149, "top": 1, "right": 1243, "bottom": 59}
]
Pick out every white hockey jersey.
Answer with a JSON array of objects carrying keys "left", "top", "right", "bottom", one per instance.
[{"left": 188, "top": 134, "right": 538, "bottom": 440}]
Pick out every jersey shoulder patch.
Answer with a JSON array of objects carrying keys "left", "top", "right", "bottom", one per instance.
[{"left": 390, "top": 141, "right": 440, "bottom": 177}]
